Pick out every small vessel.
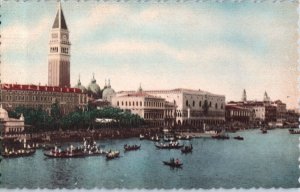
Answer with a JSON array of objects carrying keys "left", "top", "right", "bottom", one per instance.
[
  {"left": 106, "top": 150, "right": 120, "bottom": 160},
  {"left": 44, "top": 145, "right": 85, "bottom": 158},
  {"left": 124, "top": 144, "right": 141, "bottom": 152},
  {"left": 1, "top": 148, "right": 36, "bottom": 158},
  {"left": 139, "top": 134, "right": 145, "bottom": 140},
  {"left": 163, "top": 158, "right": 183, "bottom": 168},
  {"left": 233, "top": 136, "right": 244, "bottom": 140},
  {"left": 176, "top": 135, "right": 192, "bottom": 140},
  {"left": 261, "top": 128, "right": 267, "bottom": 134},
  {"left": 289, "top": 129, "right": 300, "bottom": 134},
  {"left": 181, "top": 144, "right": 193, "bottom": 153},
  {"left": 211, "top": 134, "right": 230, "bottom": 140},
  {"left": 148, "top": 135, "right": 160, "bottom": 142},
  {"left": 155, "top": 141, "right": 183, "bottom": 149}
]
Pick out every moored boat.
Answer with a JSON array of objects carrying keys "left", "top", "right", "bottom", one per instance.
[
  {"left": 1, "top": 148, "right": 36, "bottom": 158},
  {"left": 261, "top": 128, "right": 267, "bottom": 134},
  {"left": 176, "top": 135, "right": 192, "bottom": 140}
]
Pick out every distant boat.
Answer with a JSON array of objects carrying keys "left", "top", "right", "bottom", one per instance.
[
  {"left": 261, "top": 128, "right": 267, "bottom": 134},
  {"left": 155, "top": 142, "right": 183, "bottom": 149},
  {"left": 181, "top": 144, "right": 193, "bottom": 153},
  {"left": 233, "top": 136, "right": 244, "bottom": 140},
  {"left": 163, "top": 159, "right": 183, "bottom": 168},
  {"left": 124, "top": 144, "right": 141, "bottom": 152},
  {"left": 289, "top": 129, "right": 300, "bottom": 134},
  {"left": 2, "top": 148, "right": 36, "bottom": 158},
  {"left": 106, "top": 151, "right": 120, "bottom": 160}
]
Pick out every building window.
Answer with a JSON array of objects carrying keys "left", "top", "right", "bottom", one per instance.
[
  {"left": 117, "top": 101, "right": 119, "bottom": 106},
  {"left": 215, "top": 103, "right": 218, "bottom": 109},
  {"left": 193, "top": 101, "right": 195, "bottom": 107},
  {"left": 199, "top": 101, "right": 202, "bottom": 107},
  {"left": 129, "top": 102, "right": 131, "bottom": 106},
  {"left": 186, "top": 100, "right": 189, "bottom": 107},
  {"left": 140, "top": 101, "right": 142, "bottom": 106},
  {"left": 136, "top": 101, "right": 138, "bottom": 106},
  {"left": 126, "top": 101, "right": 127, "bottom": 106},
  {"left": 209, "top": 102, "right": 212, "bottom": 107}
]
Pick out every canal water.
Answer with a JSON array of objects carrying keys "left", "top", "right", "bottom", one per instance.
[{"left": 1, "top": 129, "right": 299, "bottom": 189}]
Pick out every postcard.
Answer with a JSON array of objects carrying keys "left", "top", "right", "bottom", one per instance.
[{"left": 0, "top": 0, "right": 299, "bottom": 189}]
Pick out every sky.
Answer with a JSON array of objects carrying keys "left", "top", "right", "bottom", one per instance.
[{"left": 1, "top": 1, "right": 298, "bottom": 109}]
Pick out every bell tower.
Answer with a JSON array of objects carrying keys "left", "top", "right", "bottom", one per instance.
[{"left": 48, "top": 2, "right": 70, "bottom": 87}]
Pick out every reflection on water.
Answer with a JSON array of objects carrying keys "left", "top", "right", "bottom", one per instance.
[{"left": 1, "top": 129, "right": 299, "bottom": 189}]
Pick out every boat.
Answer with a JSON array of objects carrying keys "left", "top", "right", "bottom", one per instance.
[
  {"left": 233, "top": 136, "right": 244, "bottom": 140},
  {"left": 124, "top": 144, "right": 141, "bottom": 152},
  {"left": 289, "top": 129, "right": 300, "bottom": 134},
  {"left": 1, "top": 148, "right": 36, "bottom": 158},
  {"left": 176, "top": 135, "right": 192, "bottom": 140},
  {"left": 155, "top": 141, "right": 183, "bottom": 149},
  {"left": 44, "top": 145, "right": 85, "bottom": 158},
  {"left": 106, "top": 150, "right": 120, "bottom": 160},
  {"left": 211, "top": 134, "right": 230, "bottom": 140},
  {"left": 181, "top": 144, "right": 193, "bottom": 153},
  {"left": 139, "top": 134, "right": 145, "bottom": 140},
  {"left": 147, "top": 135, "right": 160, "bottom": 142},
  {"left": 163, "top": 158, "right": 183, "bottom": 168},
  {"left": 261, "top": 128, "right": 267, "bottom": 134}
]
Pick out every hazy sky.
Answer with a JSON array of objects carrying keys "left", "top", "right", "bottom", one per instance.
[{"left": 1, "top": 1, "right": 298, "bottom": 109}]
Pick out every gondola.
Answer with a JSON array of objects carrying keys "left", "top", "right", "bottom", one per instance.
[
  {"left": 44, "top": 150, "right": 85, "bottom": 158},
  {"left": 211, "top": 134, "right": 230, "bottom": 140},
  {"left": 233, "top": 136, "right": 244, "bottom": 140},
  {"left": 163, "top": 160, "right": 183, "bottom": 168},
  {"left": 181, "top": 144, "right": 193, "bottom": 153},
  {"left": 124, "top": 144, "right": 141, "bottom": 152},
  {"left": 261, "top": 129, "right": 267, "bottom": 134},
  {"left": 139, "top": 134, "right": 145, "bottom": 140},
  {"left": 176, "top": 135, "right": 192, "bottom": 140},
  {"left": 155, "top": 142, "right": 183, "bottom": 149},
  {"left": 106, "top": 151, "right": 120, "bottom": 160},
  {"left": 1, "top": 149, "right": 36, "bottom": 158},
  {"left": 289, "top": 129, "right": 300, "bottom": 134}
]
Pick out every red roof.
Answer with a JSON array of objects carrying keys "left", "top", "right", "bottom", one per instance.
[{"left": 1, "top": 84, "right": 83, "bottom": 93}]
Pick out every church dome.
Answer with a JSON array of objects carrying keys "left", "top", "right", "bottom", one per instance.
[
  {"left": 74, "top": 76, "right": 87, "bottom": 93},
  {"left": 102, "top": 79, "right": 116, "bottom": 102},
  {"left": 87, "top": 74, "right": 101, "bottom": 98},
  {"left": 0, "top": 105, "right": 9, "bottom": 120}
]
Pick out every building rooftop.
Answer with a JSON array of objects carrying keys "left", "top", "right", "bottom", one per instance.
[{"left": 1, "top": 83, "right": 83, "bottom": 93}]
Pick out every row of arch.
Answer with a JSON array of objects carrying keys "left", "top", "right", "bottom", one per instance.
[{"left": 185, "top": 100, "right": 224, "bottom": 110}]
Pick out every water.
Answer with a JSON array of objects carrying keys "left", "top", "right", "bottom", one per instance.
[{"left": 1, "top": 129, "right": 299, "bottom": 189}]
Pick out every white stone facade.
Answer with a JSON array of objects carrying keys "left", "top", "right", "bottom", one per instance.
[{"left": 117, "top": 88, "right": 225, "bottom": 127}]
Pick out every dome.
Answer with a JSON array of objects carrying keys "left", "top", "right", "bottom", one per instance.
[
  {"left": 102, "top": 79, "right": 116, "bottom": 102},
  {"left": 87, "top": 74, "right": 101, "bottom": 98},
  {"left": 0, "top": 105, "right": 9, "bottom": 120},
  {"left": 74, "top": 76, "right": 87, "bottom": 93}
]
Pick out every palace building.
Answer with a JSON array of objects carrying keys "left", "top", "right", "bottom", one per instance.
[
  {"left": 112, "top": 86, "right": 176, "bottom": 127},
  {"left": 116, "top": 88, "right": 225, "bottom": 127}
]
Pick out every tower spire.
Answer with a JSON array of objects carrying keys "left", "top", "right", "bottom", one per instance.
[{"left": 242, "top": 89, "right": 247, "bottom": 102}]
